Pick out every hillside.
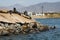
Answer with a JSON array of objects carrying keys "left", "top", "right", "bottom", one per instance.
[
  {"left": 19, "top": 2, "right": 60, "bottom": 12},
  {"left": 0, "top": 2, "right": 60, "bottom": 12}
]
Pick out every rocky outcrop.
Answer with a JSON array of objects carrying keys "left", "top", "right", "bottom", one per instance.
[
  {"left": 0, "top": 13, "right": 56, "bottom": 36},
  {"left": 0, "top": 22, "right": 54, "bottom": 36}
]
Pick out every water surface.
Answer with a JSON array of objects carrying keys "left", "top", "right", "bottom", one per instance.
[{"left": 35, "top": 18, "right": 60, "bottom": 28}]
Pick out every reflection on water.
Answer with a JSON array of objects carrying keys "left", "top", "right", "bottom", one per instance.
[{"left": 0, "top": 18, "right": 60, "bottom": 40}]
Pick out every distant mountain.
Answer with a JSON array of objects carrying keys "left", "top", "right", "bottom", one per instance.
[
  {"left": 0, "top": 6, "right": 8, "bottom": 9},
  {"left": 19, "top": 2, "right": 60, "bottom": 12},
  {"left": 0, "top": 2, "right": 60, "bottom": 12}
]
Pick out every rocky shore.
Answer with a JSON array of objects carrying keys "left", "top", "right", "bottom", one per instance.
[
  {"left": 0, "top": 8, "right": 56, "bottom": 36},
  {"left": 0, "top": 21, "right": 55, "bottom": 36}
]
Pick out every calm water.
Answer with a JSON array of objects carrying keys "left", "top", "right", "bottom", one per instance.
[
  {"left": 35, "top": 18, "right": 60, "bottom": 28},
  {"left": 0, "top": 18, "right": 60, "bottom": 40}
]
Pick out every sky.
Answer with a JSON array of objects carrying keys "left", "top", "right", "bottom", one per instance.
[{"left": 0, "top": 0, "right": 60, "bottom": 7}]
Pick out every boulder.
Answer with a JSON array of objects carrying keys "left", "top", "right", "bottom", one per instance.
[
  {"left": 0, "top": 27, "right": 9, "bottom": 36},
  {"left": 39, "top": 25, "right": 49, "bottom": 31},
  {"left": 21, "top": 25, "right": 31, "bottom": 34},
  {"left": 0, "top": 30, "right": 9, "bottom": 36}
]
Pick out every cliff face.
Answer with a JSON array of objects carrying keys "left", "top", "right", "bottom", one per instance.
[{"left": 0, "top": 13, "right": 35, "bottom": 23}]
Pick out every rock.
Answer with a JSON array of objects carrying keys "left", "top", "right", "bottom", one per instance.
[
  {"left": 4, "top": 24, "right": 8, "bottom": 27},
  {"left": 29, "top": 29, "right": 39, "bottom": 33},
  {"left": 21, "top": 25, "right": 28, "bottom": 31},
  {"left": 28, "top": 22, "right": 37, "bottom": 29},
  {"left": 0, "top": 21, "right": 50, "bottom": 35},
  {"left": 32, "top": 22, "right": 37, "bottom": 28},
  {"left": 1, "top": 30, "right": 9, "bottom": 36},
  {"left": 39, "top": 25, "right": 49, "bottom": 31},
  {"left": 0, "top": 23, "right": 4, "bottom": 27},
  {"left": 21, "top": 25, "right": 31, "bottom": 34},
  {"left": 50, "top": 26, "right": 56, "bottom": 29},
  {"left": 7, "top": 29, "right": 14, "bottom": 34},
  {"left": 29, "top": 29, "right": 36, "bottom": 33},
  {"left": 14, "top": 30, "right": 19, "bottom": 35},
  {"left": 0, "top": 28, "right": 9, "bottom": 36}
]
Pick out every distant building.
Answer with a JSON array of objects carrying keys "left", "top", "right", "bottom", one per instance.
[
  {"left": 28, "top": 12, "right": 32, "bottom": 16},
  {"left": 43, "top": 12, "right": 60, "bottom": 16},
  {"left": 28, "top": 12, "right": 43, "bottom": 16},
  {"left": 35, "top": 12, "right": 43, "bottom": 16}
]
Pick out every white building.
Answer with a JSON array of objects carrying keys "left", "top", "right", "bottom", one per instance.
[
  {"left": 28, "top": 12, "right": 33, "bottom": 16},
  {"left": 35, "top": 12, "right": 43, "bottom": 16},
  {"left": 28, "top": 12, "right": 43, "bottom": 16}
]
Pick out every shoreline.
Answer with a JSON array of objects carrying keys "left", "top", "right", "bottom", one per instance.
[{"left": 31, "top": 15, "right": 60, "bottom": 19}]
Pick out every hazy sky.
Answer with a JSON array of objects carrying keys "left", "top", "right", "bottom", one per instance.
[{"left": 0, "top": 0, "right": 60, "bottom": 6}]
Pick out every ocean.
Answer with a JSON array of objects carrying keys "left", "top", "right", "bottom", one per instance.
[
  {"left": 35, "top": 18, "right": 60, "bottom": 28},
  {"left": 0, "top": 18, "right": 60, "bottom": 40}
]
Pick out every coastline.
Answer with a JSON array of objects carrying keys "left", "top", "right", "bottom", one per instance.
[{"left": 31, "top": 15, "right": 60, "bottom": 19}]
